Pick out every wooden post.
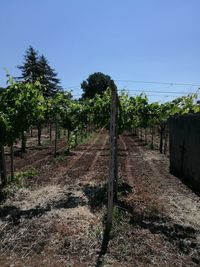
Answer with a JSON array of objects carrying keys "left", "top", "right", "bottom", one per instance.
[
  {"left": 151, "top": 126, "right": 154, "bottom": 148},
  {"left": 21, "top": 130, "right": 26, "bottom": 153},
  {"left": 38, "top": 123, "right": 42, "bottom": 146},
  {"left": 50, "top": 123, "right": 52, "bottom": 141},
  {"left": 145, "top": 128, "right": 147, "bottom": 144},
  {"left": 107, "top": 84, "right": 118, "bottom": 227},
  {"left": 0, "top": 145, "right": 7, "bottom": 187},
  {"left": 10, "top": 143, "right": 14, "bottom": 181},
  {"left": 114, "top": 132, "right": 118, "bottom": 202},
  {"left": 54, "top": 122, "right": 58, "bottom": 158},
  {"left": 30, "top": 127, "right": 33, "bottom": 137}
]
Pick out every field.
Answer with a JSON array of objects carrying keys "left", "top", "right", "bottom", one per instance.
[{"left": 0, "top": 129, "right": 200, "bottom": 267}]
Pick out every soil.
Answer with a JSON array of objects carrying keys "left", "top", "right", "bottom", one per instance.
[{"left": 0, "top": 130, "right": 200, "bottom": 266}]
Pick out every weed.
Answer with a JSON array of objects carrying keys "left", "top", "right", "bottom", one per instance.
[
  {"left": 50, "top": 155, "right": 65, "bottom": 163},
  {"left": 42, "top": 139, "right": 52, "bottom": 145},
  {"left": 117, "top": 176, "right": 132, "bottom": 198},
  {"left": 113, "top": 206, "right": 126, "bottom": 224},
  {"left": 9, "top": 167, "right": 37, "bottom": 186},
  {"left": 79, "top": 132, "right": 95, "bottom": 145},
  {"left": 146, "top": 143, "right": 154, "bottom": 150},
  {"left": 93, "top": 223, "right": 104, "bottom": 240}
]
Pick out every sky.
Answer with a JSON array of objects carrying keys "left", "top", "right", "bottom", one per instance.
[{"left": 0, "top": 0, "right": 200, "bottom": 102}]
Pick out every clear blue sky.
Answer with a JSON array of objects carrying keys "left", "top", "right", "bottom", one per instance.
[{"left": 0, "top": 0, "right": 200, "bottom": 102}]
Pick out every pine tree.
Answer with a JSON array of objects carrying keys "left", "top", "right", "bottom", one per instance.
[
  {"left": 18, "top": 46, "right": 61, "bottom": 98},
  {"left": 38, "top": 55, "right": 61, "bottom": 98},
  {"left": 0, "top": 87, "right": 5, "bottom": 95},
  {"left": 18, "top": 46, "right": 40, "bottom": 83}
]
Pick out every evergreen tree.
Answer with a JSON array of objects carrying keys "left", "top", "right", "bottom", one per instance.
[
  {"left": 38, "top": 55, "right": 61, "bottom": 98},
  {"left": 0, "top": 87, "right": 5, "bottom": 95},
  {"left": 18, "top": 46, "right": 40, "bottom": 83},
  {"left": 18, "top": 46, "right": 61, "bottom": 98}
]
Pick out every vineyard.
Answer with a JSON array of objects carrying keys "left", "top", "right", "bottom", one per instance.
[{"left": 1, "top": 76, "right": 200, "bottom": 266}]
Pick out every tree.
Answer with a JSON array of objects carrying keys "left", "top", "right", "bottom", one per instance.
[
  {"left": 90, "top": 89, "right": 111, "bottom": 128},
  {"left": 81, "top": 72, "right": 116, "bottom": 99},
  {"left": 48, "top": 92, "right": 72, "bottom": 156},
  {"left": 0, "top": 87, "right": 5, "bottom": 94},
  {"left": 38, "top": 55, "right": 61, "bottom": 98},
  {"left": 18, "top": 46, "right": 40, "bottom": 83},
  {"left": 0, "top": 112, "right": 11, "bottom": 186},
  {"left": 0, "top": 79, "right": 45, "bottom": 153},
  {"left": 18, "top": 46, "right": 61, "bottom": 98}
]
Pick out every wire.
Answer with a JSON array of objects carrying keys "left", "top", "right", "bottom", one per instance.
[
  {"left": 66, "top": 85, "right": 81, "bottom": 89},
  {"left": 118, "top": 89, "right": 194, "bottom": 95},
  {"left": 115, "top": 79, "right": 200, "bottom": 87},
  {"left": 118, "top": 93, "right": 178, "bottom": 97}
]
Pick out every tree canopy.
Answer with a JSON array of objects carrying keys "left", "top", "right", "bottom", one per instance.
[
  {"left": 81, "top": 72, "right": 116, "bottom": 99},
  {"left": 0, "top": 87, "right": 5, "bottom": 94},
  {"left": 18, "top": 46, "right": 61, "bottom": 98}
]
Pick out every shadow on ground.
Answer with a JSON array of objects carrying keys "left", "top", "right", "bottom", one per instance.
[
  {"left": 83, "top": 181, "right": 132, "bottom": 212},
  {"left": 0, "top": 192, "right": 87, "bottom": 225}
]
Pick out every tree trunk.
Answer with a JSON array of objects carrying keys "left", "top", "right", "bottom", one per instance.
[
  {"left": 50, "top": 124, "right": 52, "bottom": 141},
  {"left": 54, "top": 122, "right": 58, "bottom": 158},
  {"left": 30, "top": 127, "right": 33, "bottom": 137},
  {"left": 75, "top": 134, "right": 78, "bottom": 147},
  {"left": 10, "top": 143, "right": 14, "bottom": 181},
  {"left": 159, "top": 129, "right": 164, "bottom": 154},
  {"left": 151, "top": 126, "right": 154, "bottom": 148},
  {"left": 38, "top": 124, "right": 42, "bottom": 146},
  {"left": 164, "top": 130, "right": 168, "bottom": 155},
  {"left": 67, "top": 130, "right": 71, "bottom": 152},
  {"left": 21, "top": 130, "right": 26, "bottom": 153},
  {"left": 58, "top": 128, "right": 61, "bottom": 140},
  {"left": 84, "top": 128, "right": 87, "bottom": 138},
  {"left": 0, "top": 145, "right": 7, "bottom": 187},
  {"left": 142, "top": 128, "right": 144, "bottom": 140},
  {"left": 145, "top": 128, "right": 147, "bottom": 144},
  {"left": 136, "top": 128, "right": 139, "bottom": 137}
]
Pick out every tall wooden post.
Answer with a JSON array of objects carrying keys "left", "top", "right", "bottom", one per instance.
[
  {"left": 107, "top": 85, "right": 118, "bottom": 227},
  {"left": 54, "top": 122, "right": 58, "bottom": 158},
  {"left": 0, "top": 145, "right": 7, "bottom": 187},
  {"left": 10, "top": 143, "right": 14, "bottom": 181}
]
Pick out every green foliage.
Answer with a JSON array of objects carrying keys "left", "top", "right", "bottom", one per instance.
[
  {"left": 8, "top": 168, "right": 37, "bottom": 186},
  {"left": 38, "top": 54, "right": 62, "bottom": 98},
  {"left": 0, "top": 112, "right": 12, "bottom": 145},
  {"left": 18, "top": 46, "right": 61, "bottom": 98},
  {"left": 89, "top": 89, "right": 111, "bottom": 128},
  {"left": 81, "top": 72, "right": 116, "bottom": 99},
  {"left": 68, "top": 133, "right": 76, "bottom": 149},
  {"left": 14, "top": 168, "right": 37, "bottom": 181},
  {"left": 0, "top": 87, "right": 5, "bottom": 95},
  {"left": 118, "top": 91, "right": 199, "bottom": 133},
  {"left": 1, "top": 70, "right": 199, "bottom": 153},
  {"left": 113, "top": 207, "right": 126, "bottom": 224},
  {"left": 0, "top": 79, "right": 45, "bottom": 145},
  {"left": 18, "top": 46, "right": 39, "bottom": 83}
]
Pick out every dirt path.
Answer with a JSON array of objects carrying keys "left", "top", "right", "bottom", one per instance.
[
  {"left": 5, "top": 137, "right": 68, "bottom": 172},
  {"left": 122, "top": 134, "right": 200, "bottom": 228},
  {"left": 1, "top": 131, "right": 200, "bottom": 266},
  {"left": 0, "top": 129, "right": 110, "bottom": 267},
  {"left": 115, "top": 134, "right": 200, "bottom": 266}
]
